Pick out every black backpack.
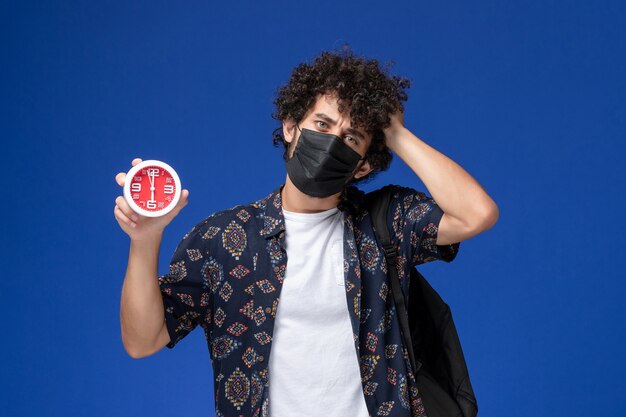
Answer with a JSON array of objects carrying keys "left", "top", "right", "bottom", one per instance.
[{"left": 365, "top": 187, "right": 478, "bottom": 417}]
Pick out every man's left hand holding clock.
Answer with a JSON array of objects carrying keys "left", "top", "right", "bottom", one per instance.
[{"left": 114, "top": 158, "right": 190, "bottom": 357}]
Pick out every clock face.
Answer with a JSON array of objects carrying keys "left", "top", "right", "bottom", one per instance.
[{"left": 123, "top": 160, "right": 182, "bottom": 217}]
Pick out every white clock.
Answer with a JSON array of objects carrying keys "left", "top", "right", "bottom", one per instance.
[{"left": 123, "top": 160, "right": 182, "bottom": 217}]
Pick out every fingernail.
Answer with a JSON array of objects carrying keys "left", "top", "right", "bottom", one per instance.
[{"left": 131, "top": 222, "right": 136, "bottom": 228}]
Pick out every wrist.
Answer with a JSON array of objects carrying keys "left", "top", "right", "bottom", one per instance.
[
  {"left": 385, "top": 126, "right": 409, "bottom": 152},
  {"left": 130, "top": 231, "right": 163, "bottom": 246}
]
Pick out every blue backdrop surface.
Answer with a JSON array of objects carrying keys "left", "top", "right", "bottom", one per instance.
[{"left": 2, "top": 1, "right": 625, "bottom": 416}]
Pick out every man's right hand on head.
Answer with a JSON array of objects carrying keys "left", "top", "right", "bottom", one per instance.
[{"left": 113, "top": 157, "right": 189, "bottom": 242}]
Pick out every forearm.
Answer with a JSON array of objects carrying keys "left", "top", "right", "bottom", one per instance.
[
  {"left": 387, "top": 126, "right": 498, "bottom": 230},
  {"left": 120, "top": 234, "right": 166, "bottom": 357}
]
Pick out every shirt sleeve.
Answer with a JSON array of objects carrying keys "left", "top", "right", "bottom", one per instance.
[
  {"left": 158, "top": 219, "right": 213, "bottom": 349},
  {"left": 387, "top": 185, "right": 461, "bottom": 266}
]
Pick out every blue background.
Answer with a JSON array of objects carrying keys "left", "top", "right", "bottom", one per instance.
[{"left": 2, "top": 1, "right": 625, "bottom": 416}]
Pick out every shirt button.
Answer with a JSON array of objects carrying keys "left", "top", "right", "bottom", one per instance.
[
  {"left": 265, "top": 307, "right": 272, "bottom": 313},
  {"left": 258, "top": 355, "right": 264, "bottom": 362}
]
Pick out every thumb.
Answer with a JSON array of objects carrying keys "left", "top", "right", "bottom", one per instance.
[
  {"left": 180, "top": 189, "right": 189, "bottom": 205},
  {"left": 174, "top": 189, "right": 189, "bottom": 213}
]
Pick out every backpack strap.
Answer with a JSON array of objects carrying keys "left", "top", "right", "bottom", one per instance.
[{"left": 365, "top": 187, "right": 422, "bottom": 375}]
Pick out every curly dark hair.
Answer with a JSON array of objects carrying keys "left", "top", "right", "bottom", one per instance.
[{"left": 272, "top": 46, "right": 411, "bottom": 186}]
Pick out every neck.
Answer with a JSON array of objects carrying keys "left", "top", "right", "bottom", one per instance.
[{"left": 281, "top": 175, "right": 342, "bottom": 213}]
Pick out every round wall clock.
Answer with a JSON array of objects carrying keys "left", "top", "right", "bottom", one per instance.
[{"left": 123, "top": 160, "right": 182, "bottom": 217}]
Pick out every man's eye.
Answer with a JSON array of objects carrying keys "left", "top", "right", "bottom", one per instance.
[
  {"left": 316, "top": 121, "right": 328, "bottom": 129},
  {"left": 345, "top": 136, "right": 357, "bottom": 144}
]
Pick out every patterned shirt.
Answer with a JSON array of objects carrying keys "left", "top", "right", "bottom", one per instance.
[{"left": 158, "top": 183, "right": 461, "bottom": 417}]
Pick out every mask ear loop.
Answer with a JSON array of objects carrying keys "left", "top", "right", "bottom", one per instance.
[{"left": 285, "top": 123, "right": 301, "bottom": 158}]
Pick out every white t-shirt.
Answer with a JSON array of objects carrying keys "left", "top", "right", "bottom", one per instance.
[{"left": 267, "top": 206, "right": 370, "bottom": 417}]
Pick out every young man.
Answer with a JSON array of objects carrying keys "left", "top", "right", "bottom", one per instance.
[{"left": 114, "top": 50, "right": 498, "bottom": 417}]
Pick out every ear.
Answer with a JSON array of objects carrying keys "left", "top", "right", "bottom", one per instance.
[
  {"left": 353, "top": 159, "right": 374, "bottom": 179},
  {"left": 282, "top": 117, "right": 297, "bottom": 143}
]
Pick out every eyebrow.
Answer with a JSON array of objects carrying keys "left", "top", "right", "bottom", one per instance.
[{"left": 314, "top": 113, "right": 365, "bottom": 141}]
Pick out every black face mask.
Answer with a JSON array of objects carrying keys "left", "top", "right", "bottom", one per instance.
[{"left": 285, "top": 126, "right": 366, "bottom": 198}]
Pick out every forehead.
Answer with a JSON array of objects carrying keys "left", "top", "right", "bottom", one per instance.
[{"left": 307, "top": 93, "right": 349, "bottom": 118}]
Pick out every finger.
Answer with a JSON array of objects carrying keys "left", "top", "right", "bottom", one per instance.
[
  {"left": 116, "top": 159, "right": 142, "bottom": 185},
  {"left": 115, "top": 172, "right": 126, "bottom": 186},
  {"left": 167, "top": 189, "right": 189, "bottom": 217},
  {"left": 114, "top": 205, "right": 137, "bottom": 228},
  {"left": 115, "top": 196, "right": 140, "bottom": 222},
  {"left": 179, "top": 189, "right": 189, "bottom": 207}
]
